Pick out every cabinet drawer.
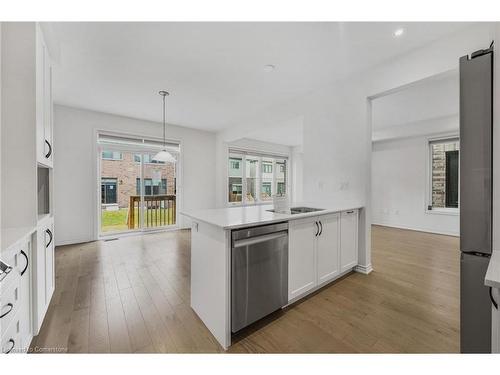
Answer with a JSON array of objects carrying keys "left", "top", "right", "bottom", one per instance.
[
  {"left": 1, "top": 311, "right": 20, "bottom": 354},
  {"left": 1, "top": 274, "right": 20, "bottom": 339}
]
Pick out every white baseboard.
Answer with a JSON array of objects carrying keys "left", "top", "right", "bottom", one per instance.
[
  {"left": 55, "top": 237, "right": 94, "bottom": 247},
  {"left": 354, "top": 264, "right": 373, "bottom": 274},
  {"left": 372, "top": 222, "right": 459, "bottom": 237}
]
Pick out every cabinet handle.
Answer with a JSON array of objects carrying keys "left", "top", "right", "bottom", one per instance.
[
  {"left": 490, "top": 287, "right": 498, "bottom": 310},
  {"left": 319, "top": 221, "right": 323, "bottom": 236},
  {"left": 46, "top": 228, "right": 53, "bottom": 248},
  {"left": 346, "top": 210, "right": 354, "bottom": 214},
  {"left": 314, "top": 221, "right": 319, "bottom": 236},
  {"left": 0, "top": 303, "right": 14, "bottom": 319},
  {"left": 20, "top": 250, "right": 29, "bottom": 276},
  {"left": 45, "top": 140, "right": 52, "bottom": 159},
  {"left": 4, "top": 339, "right": 15, "bottom": 354}
]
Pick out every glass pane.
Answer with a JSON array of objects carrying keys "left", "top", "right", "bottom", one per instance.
[
  {"left": 142, "top": 152, "right": 176, "bottom": 229},
  {"left": 246, "top": 156, "right": 258, "bottom": 202},
  {"left": 228, "top": 155, "right": 243, "bottom": 203},
  {"left": 261, "top": 158, "right": 273, "bottom": 201},
  {"left": 100, "top": 150, "right": 141, "bottom": 233},
  {"left": 431, "top": 140, "right": 459, "bottom": 208},
  {"left": 275, "top": 159, "right": 287, "bottom": 196}
]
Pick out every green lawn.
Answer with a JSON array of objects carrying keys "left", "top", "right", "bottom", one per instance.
[{"left": 101, "top": 208, "right": 175, "bottom": 233}]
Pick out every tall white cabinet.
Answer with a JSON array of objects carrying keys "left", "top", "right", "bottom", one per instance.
[
  {"left": 288, "top": 210, "right": 358, "bottom": 302},
  {"left": 1, "top": 22, "right": 55, "bottom": 353}
]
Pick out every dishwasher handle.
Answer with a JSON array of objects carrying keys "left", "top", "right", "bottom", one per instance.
[{"left": 233, "top": 231, "right": 288, "bottom": 248}]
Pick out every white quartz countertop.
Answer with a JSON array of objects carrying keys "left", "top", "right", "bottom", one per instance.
[
  {"left": 1, "top": 226, "right": 36, "bottom": 254},
  {"left": 485, "top": 251, "right": 500, "bottom": 289},
  {"left": 181, "top": 203, "right": 362, "bottom": 230}
]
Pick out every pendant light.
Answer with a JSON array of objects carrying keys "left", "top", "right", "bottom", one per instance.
[{"left": 152, "top": 90, "right": 176, "bottom": 163}]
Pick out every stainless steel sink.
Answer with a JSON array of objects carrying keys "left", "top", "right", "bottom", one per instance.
[
  {"left": 267, "top": 206, "right": 325, "bottom": 214},
  {"left": 290, "top": 207, "right": 325, "bottom": 214}
]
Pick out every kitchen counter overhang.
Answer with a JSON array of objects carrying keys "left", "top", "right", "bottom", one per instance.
[{"left": 181, "top": 203, "right": 363, "bottom": 230}]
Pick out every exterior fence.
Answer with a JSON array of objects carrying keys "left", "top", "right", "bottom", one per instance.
[{"left": 127, "top": 195, "right": 176, "bottom": 229}]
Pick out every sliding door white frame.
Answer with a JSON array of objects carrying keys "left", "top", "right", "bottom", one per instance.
[{"left": 94, "top": 129, "right": 182, "bottom": 239}]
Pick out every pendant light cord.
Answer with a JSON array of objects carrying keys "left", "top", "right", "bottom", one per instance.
[{"left": 163, "top": 93, "right": 166, "bottom": 148}]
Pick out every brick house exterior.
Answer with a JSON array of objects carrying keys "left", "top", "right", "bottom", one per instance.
[
  {"left": 431, "top": 140, "right": 459, "bottom": 208},
  {"left": 101, "top": 152, "right": 176, "bottom": 209}
]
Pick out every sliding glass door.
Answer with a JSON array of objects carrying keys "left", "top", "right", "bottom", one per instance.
[{"left": 98, "top": 134, "right": 178, "bottom": 236}]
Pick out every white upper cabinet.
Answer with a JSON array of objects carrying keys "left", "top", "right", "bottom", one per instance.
[
  {"left": 340, "top": 210, "right": 358, "bottom": 272},
  {"left": 288, "top": 217, "right": 317, "bottom": 301},
  {"left": 316, "top": 213, "right": 340, "bottom": 285},
  {"left": 36, "top": 25, "right": 54, "bottom": 168}
]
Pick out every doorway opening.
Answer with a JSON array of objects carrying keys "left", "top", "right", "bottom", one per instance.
[
  {"left": 97, "top": 133, "right": 179, "bottom": 236},
  {"left": 367, "top": 70, "right": 461, "bottom": 352}
]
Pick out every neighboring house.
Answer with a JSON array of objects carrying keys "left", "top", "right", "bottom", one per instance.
[
  {"left": 101, "top": 151, "right": 176, "bottom": 209},
  {"left": 228, "top": 155, "right": 286, "bottom": 203}
]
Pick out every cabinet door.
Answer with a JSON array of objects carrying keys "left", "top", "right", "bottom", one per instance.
[
  {"left": 317, "top": 213, "right": 340, "bottom": 285},
  {"left": 35, "top": 26, "right": 45, "bottom": 164},
  {"left": 44, "top": 221, "right": 55, "bottom": 304},
  {"left": 43, "top": 53, "right": 53, "bottom": 166},
  {"left": 34, "top": 219, "right": 55, "bottom": 334},
  {"left": 36, "top": 26, "right": 53, "bottom": 167},
  {"left": 18, "top": 239, "right": 32, "bottom": 350},
  {"left": 340, "top": 210, "right": 358, "bottom": 272},
  {"left": 288, "top": 217, "right": 317, "bottom": 301}
]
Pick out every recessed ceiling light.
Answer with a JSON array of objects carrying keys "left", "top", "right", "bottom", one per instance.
[
  {"left": 263, "top": 64, "right": 276, "bottom": 72},
  {"left": 393, "top": 28, "right": 405, "bottom": 37}
]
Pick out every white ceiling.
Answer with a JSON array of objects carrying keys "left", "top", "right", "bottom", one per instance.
[
  {"left": 372, "top": 70, "right": 459, "bottom": 130},
  {"left": 48, "top": 22, "right": 473, "bottom": 132}
]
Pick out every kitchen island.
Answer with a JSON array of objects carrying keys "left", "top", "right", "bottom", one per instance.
[{"left": 181, "top": 203, "right": 368, "bottom": 349}]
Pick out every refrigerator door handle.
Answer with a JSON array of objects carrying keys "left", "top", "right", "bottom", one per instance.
[{"left": 489, "top": 287, "right": 498, "bottom": 310}]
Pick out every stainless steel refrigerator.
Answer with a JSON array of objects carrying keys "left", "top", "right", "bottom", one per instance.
[{"left": 459, "top": 44, "right": 493, "bottom": 353}]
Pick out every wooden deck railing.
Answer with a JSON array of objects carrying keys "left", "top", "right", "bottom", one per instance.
[{"left": 127, "top": 194, "right": 176, "bottom": 229}]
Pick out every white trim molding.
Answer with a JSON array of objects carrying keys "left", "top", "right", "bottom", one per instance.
[
  {"left": 372, "top": 222, "right": 459, "bottom": 237},
  {"left": 354, "top": 264, "right": 373, "bottom": 274}
]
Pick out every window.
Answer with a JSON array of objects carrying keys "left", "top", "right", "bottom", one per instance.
[
  {"left": 261, "top": 182, "right": 272, "bottom": 198},
  {"left": 102, "top": 151, "right": 122, "bottom": 160},
  {"left": 428, "top": 138, "right": 459, "bottom": 211},
  {"left": 101, "top": 178, "right": 117, "bottom": 204},
  {"left": 134, "top": 153, "right": 166, "bottom": 164},
  {"left": 227, "top": 150, "right": 288, "bottom": 205},
  {"left": 262, "top": 163, "right": 272, "bottom": 173},
  {"left": 136, "top": 178, "right": 167, "bottom": 195}
]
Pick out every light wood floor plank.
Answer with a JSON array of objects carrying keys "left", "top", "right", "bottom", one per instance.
[{"left": 32, "top": 226, "right": 460, "bottom": 353}]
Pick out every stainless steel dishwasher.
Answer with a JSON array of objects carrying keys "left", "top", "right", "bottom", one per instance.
[{"left": 231, "top": 222, "right": 288, "bottom": 333}]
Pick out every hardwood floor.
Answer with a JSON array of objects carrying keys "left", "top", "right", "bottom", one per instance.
[{"left": 31, "top": 225, "right": 460, "bottom": 353}]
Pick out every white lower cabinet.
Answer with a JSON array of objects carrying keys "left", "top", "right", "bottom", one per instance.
[
  {"left": 1, "top": 235, "right": 33, "bottom": 353},
  {"left": 288, "top": 217, "right": 318, "bottom": 301},
  {"left": 18, "top": 239, "right": 33, "bottom": 349},
  {"left": 492, "top": 287, "right": 500, "bottom": 353},
  {"left": 34, "top": 217, "right": 55, "bottom": 334},
  {"left": 317, "top": 213, "right": 341, "bottom": 285},
  {"left": 288, "top": 210, "right": 358, "bottom": 303},
  {"left": 340, "top": 210, "right": 358, "bottom": 273}
]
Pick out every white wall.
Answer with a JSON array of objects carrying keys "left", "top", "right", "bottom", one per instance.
[
  {"left": 53, "top": 105, "right": 216, "bottom": 245},
  {"left": 372, "top": 136, "right": 459, "bottom": 236}
]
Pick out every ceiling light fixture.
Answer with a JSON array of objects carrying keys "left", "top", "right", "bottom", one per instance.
[
  {"left": 152, "top": 90, "right": 176, "bottom": 163},
  {"left": 263, "top": 64, "right": 276, "bottom": 72},
  {"left": 393, "top": 28, "right": 405, "bottom": 37}
]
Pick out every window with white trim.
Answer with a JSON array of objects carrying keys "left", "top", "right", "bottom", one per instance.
[
  {"left": 428, "top": 137, "right": 460, "bottom": 212},
  {"left": 228, "top": 150, "right": 288, "bottom": 205}
]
